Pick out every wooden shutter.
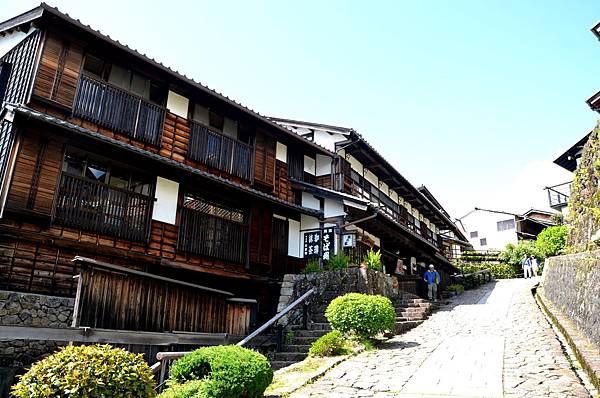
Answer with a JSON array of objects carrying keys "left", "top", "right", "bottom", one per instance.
[
  {"left": 249, "top": 206, "right": 272, "bottom": 265},
  {"left": 253, "top": 130, "right": 275, "bottom": 189},
  {"left": 33, "top": 33, "right": 83, "bottom": 108}
]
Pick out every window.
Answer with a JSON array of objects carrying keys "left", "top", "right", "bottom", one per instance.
[
  {"left": 497, "top": 219, "right": 516, "bottom": 231},
  {"left": 480, "top": 238, "right": 487, "bottom": 246},
  {"left": 83, "top": 54, "right": 107, "bottom": 79},
  {"left": 178, "top": 193, "right": 248, "bottom": 263},
  {"left": 470, "top": 231, "right": 478, "bottom": 238}
]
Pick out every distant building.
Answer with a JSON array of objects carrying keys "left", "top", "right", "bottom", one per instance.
[{"left": 459, "top": 208, "right": 556, "bottom": 251}]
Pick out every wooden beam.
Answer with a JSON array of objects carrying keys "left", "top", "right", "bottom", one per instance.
[
  {"left": 0, "top": 325, "right": 244, "bottom": 346},
  {"left": 73, "top": 257, "right": 235, "bottom": 297}
]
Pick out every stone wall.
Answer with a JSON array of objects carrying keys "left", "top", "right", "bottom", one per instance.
[
  {"left": 541, "top": 251, "right": 600, "bottom": 349},
  {"left": 276, "top": 268, "right": 399, "bottom": 325},
  {"left": 0, "top": 290, "right": 74, "bottom": 397}
]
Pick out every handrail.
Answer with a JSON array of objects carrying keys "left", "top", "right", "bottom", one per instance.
[{"left": 237, "top": 288, "right": 315, "bottom": 347}]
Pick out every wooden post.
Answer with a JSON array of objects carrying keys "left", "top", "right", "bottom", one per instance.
[{"left": 71, "top": 268, "right": 84, "bottom": 328}]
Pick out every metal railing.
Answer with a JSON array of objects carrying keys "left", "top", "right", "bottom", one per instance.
[
  {"left": 545, "top": 181, "right": 571, "bottom": 209},
  {"left": 188, "top": 121, "right": 253, "bottom": 181},
  {"left": 150, "top": 288, "right": 315, "bottom": 391},
  {"left": 73, "top": 74, "right": 166, "bottom": 146},
  {"left": 54, "top": 173, "right": 153, "bottom": 242}
]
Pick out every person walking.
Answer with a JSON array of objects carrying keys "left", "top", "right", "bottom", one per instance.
[
  {"left": 521, "top": 255, "right": 532, "bottom": 279},
  {"left": 424, "top": 264, "right": 441, "bottom": 302},
  {"left": 531, "top": 255, "right": 539, "bottom": 277}
]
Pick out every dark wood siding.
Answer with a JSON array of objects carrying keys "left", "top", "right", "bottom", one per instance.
[
  {"left": 274, "top": 159, "right": 293, "bottom": 202},
  {"left": 33, "top": 33, "right": 83, "bottom": 108},
  {"left": 1, "top": 30, "right": 42, "bottom": 105},
  {"left": 5, "top": 129, "right": 63, "bottom": 215},
  {"left": 249, "top": 206, "right": 272, "bottom": 265},
  {"left": 253, "top": 129, "right": 275, "bottom": 189}
]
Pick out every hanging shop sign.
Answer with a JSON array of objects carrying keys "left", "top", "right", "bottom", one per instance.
[
  {"left": 322, "top": 227, "right": 334, "bottom": 260},
  {"left": 342, "top": 233, "right": 356, "bottom": 248}
]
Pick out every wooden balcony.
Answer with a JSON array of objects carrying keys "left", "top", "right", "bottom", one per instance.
[
  {"left": 188, "top": 121, "right": 253, "bottom": 181},
  {"left": 54, "top": 173, "right": 153, "bottom": 242},
  {"left": 73, "top": 74, "right": 166, "bottom": 146},
  {"left": 177, "top": 206, "right": 248, "bottom": 264}
]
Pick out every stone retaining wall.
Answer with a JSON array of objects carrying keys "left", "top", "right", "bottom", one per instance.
[
  {"left": 277, "top": 268, "right": 398, "bottom": 325},
  {"left": 542, "top": 251, "right": 600, "bottom": 349},
  {"left": 0, "top": 290, "right": 74, "bottom": 397}
]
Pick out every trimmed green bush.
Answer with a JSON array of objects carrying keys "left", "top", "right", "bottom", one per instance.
[
  {"left": 11, "top": 344, "right": 156, "bottom": 398},
  {"left": 325, "top": 293, "right": 395, "bottom": 338},
  {"left": 326, "top": 252, "right": 349, "bottom": 270},
  {"left": 536, "top": 225, "right": 567, "bottom": 258},
  {"left": 166, "top": 345, "right": 272, "bottom": 398},
  {"left": 363, "top": 249, "right": 382, "bottom": 271},
  {"left": 308, "top": 330, "right": 348, "bottom": 357},
  {"left": 157, "top": 380, "right": 204, "bottom": 398}
]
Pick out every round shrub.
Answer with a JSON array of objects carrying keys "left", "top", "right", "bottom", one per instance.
[
  {"left": 308, "top": 330, "right": 347, "bottom": 357},
  {"left": 168, "top": 345, "right": 273, "bottom": 398},
  {"left": 325, "top": 293, "right": 395, "bottom": 338},
  {"left": 11, "top": 344, "right": 156, "bottom": 398}
]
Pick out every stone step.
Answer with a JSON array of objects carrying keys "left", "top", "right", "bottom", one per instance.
[
  {"left": 293, "top": 336, "right": 323, "bottom": 344},
  {"left": 395, "top": 320, "right": 424, "bottom": 334},
  {"left": 271, "top": 351, "right": 307, "bottom": 362},
  {"left": 396, "top": 315, "right": 424, "bottom": 322},
  {"left": 294, "top": 329, "right": 330, "bottom": 338},
  {"left": 283, "top": 344, "right": 311, "bottom": 353},
  {"left": 271, "top": 360, "right": 296, "bottom": 371},
  {"left": 309, "top": 322, "right": 332, "bottom": 331}
]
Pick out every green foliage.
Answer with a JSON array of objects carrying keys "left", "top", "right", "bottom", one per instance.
[
  {"left": 301, "top": 259, "right": 322, "bottom": 274},
  {"left": 446, "top": 284, "right": 465, "bottom": 293},
  {"left": 498, "top": 241, "right": 543, "bottom": 267},
  {"left": 157, "top": 380, "right": 204, "bottom": 398},
  {"left": 308, "top": 330, "right": 348, "bottom": 357},
  {"left": 457, "top": 261, "right": 516, "bottom": 279},
  {"left": 363, "top": 249, "right": 382, "bottom": 271},
  {"left": 11, "top": 344, "right": 156, "bottom": 398},
  {"left": 566, "top": 125, "right": 600, "bottom": 252},
  {"left": 166, "top": 345, "right": 273, "bottom": 398},
  {"left": 326, "top": 252, "right": 349, "bottom": 270},
  {"left": 535, "top": 225, "right": 567, "bottom": 258},
  {"left": 325, "top": 293, "right": 395, "bottom": 339}
]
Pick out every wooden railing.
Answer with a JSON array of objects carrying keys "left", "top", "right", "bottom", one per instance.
[
  {"left": 188, "top": 121, "right": 253, "bottom": 181},
  {"left": 73, "top": 74, "right": 166, "bottom": 146},
  {"left": 177, "top": 206, "right": 248, "bottom": 264},
  {"left": 54, "top": 173, "right": 153, "bottom": 242}
]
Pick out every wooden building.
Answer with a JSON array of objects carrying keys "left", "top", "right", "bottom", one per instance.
[
  {"left": 0, "top": 4, "right": 345, "bottom": 335},
  {"left": 270, "top": 118, "right": 463, "bottom": 292}
]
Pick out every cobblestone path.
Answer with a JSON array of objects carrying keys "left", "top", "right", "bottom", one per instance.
[{"left": 290, "top": 279, "right": 591, "bottom": 398}]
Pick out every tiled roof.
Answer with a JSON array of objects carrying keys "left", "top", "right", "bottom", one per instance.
[
  {"left": 10, "top": 105, "right": 323, "bottom": 218},
  {"left": 0, "top": 3, "right": 333, "bottom": 156}
]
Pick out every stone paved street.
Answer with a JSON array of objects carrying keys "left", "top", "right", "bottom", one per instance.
[{"left": 289, "top": 279, "right": 591, "bottom": 398}]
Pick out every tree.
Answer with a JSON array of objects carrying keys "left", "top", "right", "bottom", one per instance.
[
  {"left": 535, "top": 225, "right": 567, "bottom": 258},
  {"left": 498, "top": 240, "right": 543, "bottom": 267}
]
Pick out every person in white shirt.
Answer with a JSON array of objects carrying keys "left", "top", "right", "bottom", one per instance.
[{"left": 530, "top": 255, "right": 539, "bottom": 277}]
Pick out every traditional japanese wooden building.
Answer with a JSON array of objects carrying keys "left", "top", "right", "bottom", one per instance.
[
  {"left": 270, "top": 118, "right": 463, "bottom": 292},
  {"left": 0, "top": 4, "right": 348, "bottom": 336}
]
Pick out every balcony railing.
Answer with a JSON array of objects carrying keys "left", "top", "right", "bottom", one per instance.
[
  {"left": 73, "top": 74, "right": 166, "bottom": 146},
  {"left": 54, "top": 173, "right": 153, "bottom": 242},
  {"left": 350, "top": 176, "right": 441, "bottom": 249},
  {"left": 188, "top": 121, "right": 253, "bottom": 181},
  {"left": 177, "top": 206, "right": 248, "bottom": 264},
  {"left": 546, "top": 181, "right": 571, "bottom": 209}
]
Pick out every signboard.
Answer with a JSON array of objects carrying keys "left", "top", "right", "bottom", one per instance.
[
  {"left": 303, "top": 231, "right": 321, "bottom": 259},
  {"left": 342, "top": 233, "right": 356, "bottom": 248},
  {"left": 322, "top": 228, "right": 334, "bottom": 260}
]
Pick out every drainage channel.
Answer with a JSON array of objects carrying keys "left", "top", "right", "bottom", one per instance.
[{"left": 532, "top": 285, "right": 598, "bottom": 398}]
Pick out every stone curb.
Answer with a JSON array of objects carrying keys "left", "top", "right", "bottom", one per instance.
[
  {"left": 265, "top": 348, "right": 365, "bottom": 397},
  {"left": 536, "top": 287, "right": 600, "bottom": 392}
]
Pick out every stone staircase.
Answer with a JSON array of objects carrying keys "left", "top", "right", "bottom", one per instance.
[{"left": 270, "top": 293, "right": 435, "bottom": 371}]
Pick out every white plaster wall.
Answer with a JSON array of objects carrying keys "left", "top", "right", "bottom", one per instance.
[
  {"left": 346, "top": 154, "right": 364, "bottom": 175},
  {"left": 302, "top": 192, "right": 320, "bottom": 210},
  {"left": 288, "top": 219, "right": 301, "bottom": 257},
  {"left": 304, "top": 156, "right": 316, "bottom": 175},
  {"left": 300, "top": 215, "right": 320, "bottom": 258},
  {"left": 324, "top": 198, "right": 345, "bottom": 218},
  {"left": 166, "top": 91, "right": 189, "bottom": 118},
  {"left": 461, "top": 211, "right": 519, "bottom": 251},
  {"left": 364, "top": 169, "right": 379, "bottom": 186},
  {"left": 316, "top": 154, "right": 332, "bottom": 176},
  {"left": 276, "top": 142, "right": 287, "bottom": 163},
  {"left": 153, "top": 177, "right": 179, "bottom": 225},
  {"left": 0, "top": 30, "right": 29, "bottom": 58},
  {"left": 312, "top": 129, "right": 346, "bottom": 152}
]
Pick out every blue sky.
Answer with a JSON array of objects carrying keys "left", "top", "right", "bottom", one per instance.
[{"left": 2, "top": 0, "right": 599, "bottom": 217}]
